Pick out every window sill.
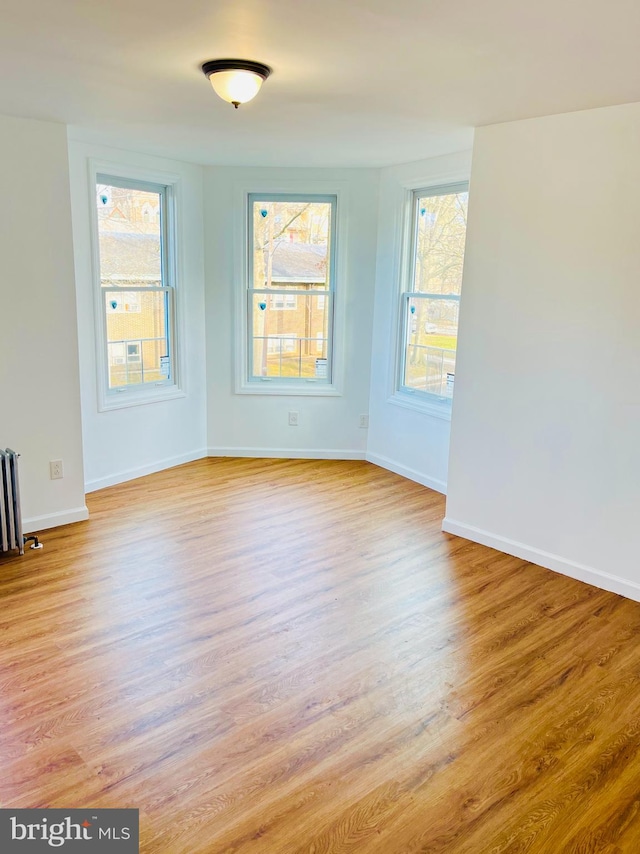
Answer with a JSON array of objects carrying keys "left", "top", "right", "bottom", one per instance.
[
  {"left": 98, "top": 386, "right": 186, "bottom": 412},
  {"left": 236, "top": 381, "right": 341, "bottom": 397},
  {"left": 388, "top": 391, "right": 452, "bottom": 421}
]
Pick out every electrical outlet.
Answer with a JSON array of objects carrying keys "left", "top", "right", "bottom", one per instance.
[
  {"left": 50, "top": 460, "right": 63, "bottom": 480},
  {"left": 288, "top": 411, "right": 299, "bottom": 427},
  {"left": 359, "top": 414, "right": 369, "bottom": 429}
]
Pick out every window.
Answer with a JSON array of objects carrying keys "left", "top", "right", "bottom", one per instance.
[
  {"left": 247, "top": 194, "right": 336, "bottom": 386},
  {"left": 399, "top": 183, "right": 468, "bottom": 405},
  {"left": 269, "top": 293, "right": 297, "bottom": 310},
  {"left": 109, "top": 343, "right": 125, "bottom": 366},
  {"left": 94, "top": 175, "right": 177, "bottom": 406},
  {"left": 126, "top": 343, "right": 142, "bottom": 362}
]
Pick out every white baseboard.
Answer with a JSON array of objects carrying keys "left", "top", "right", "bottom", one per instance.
[
  {"left": 85, "top": 449, "right": 208, "bottom": 493},
  {"left": 208, "top": 447, "right": 366, "bottom": 461},
  {"left": 365, "top": 452, "right": 447, "bottom": 494},
  {"left": 23, "top": 505, "right": 89, "bottom": 534},
  {"left": 442, "top": 517, "right": 640, "bottom": 604}
]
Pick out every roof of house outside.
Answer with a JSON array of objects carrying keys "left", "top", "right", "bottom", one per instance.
[
  {"left": 265, "top": 242, "right": 327, "bottom": 283},
  {"left": 98, "top": 233, "right": 329, "bottom": 286},
  {"left": 99, "top": 232, "right": 161, "bottom": 284}
]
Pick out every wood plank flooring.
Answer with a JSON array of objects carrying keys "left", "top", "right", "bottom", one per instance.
[{"left": 2, "top": 458, "right": 640, "bottom": 852}]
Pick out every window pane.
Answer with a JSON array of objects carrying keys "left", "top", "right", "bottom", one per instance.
[
  {"left": 97, "top": 183, "right": 162, "bottom": 287},
  {"left": 413, "top": 191, "right": 468, "bottom": 295},
  {"left": 252, "top": 200, "right": 332, "bottom": 290},
  {"left": 251, "top": 293, "right": 330, "bottom": 379},
  {"left": 404, "top": 296, "right": 459, "bottom": 397},
  {"left": 105, "top": 290, "right": 170, "bottom": 389}
]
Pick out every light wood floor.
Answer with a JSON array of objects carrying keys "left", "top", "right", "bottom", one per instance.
[{"left": 2, "top": 458, "right": 640, "bottom": 852}]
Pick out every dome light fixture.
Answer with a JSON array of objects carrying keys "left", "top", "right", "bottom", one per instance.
[{"left": 202, "top": 59, "right": 272, "bottom": 109}]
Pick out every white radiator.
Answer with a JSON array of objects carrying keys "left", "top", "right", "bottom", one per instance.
[{"left": 1, "top": 449, "right": 41, "bottom": 554}]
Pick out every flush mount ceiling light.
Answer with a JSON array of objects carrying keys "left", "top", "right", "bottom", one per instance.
[{"left": 201, "top": 59, "right": 272, "bottom": 109}]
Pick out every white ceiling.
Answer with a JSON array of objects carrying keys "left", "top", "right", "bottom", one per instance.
[{"left": 2, "top": 0, "right": 640, "bottom": 167}]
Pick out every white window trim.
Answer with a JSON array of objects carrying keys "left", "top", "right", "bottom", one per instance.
[
  {"left": 389, "top": 176, "right": 469, "bottom": 419},
  {"left": 88, "top": 159, "right": 186, "bottom": 412},
  {"left": 233, "top": 180, "right": 348, "bottom": 397}
]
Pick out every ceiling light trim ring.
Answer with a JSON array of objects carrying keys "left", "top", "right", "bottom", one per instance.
[{"left": 201, "top": 59, "right": 272, "bottom": 81}]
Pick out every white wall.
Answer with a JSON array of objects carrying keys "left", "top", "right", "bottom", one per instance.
[
  {"left": 445, "top": 101, "right": 640, "bottom": 601},
  {"left": 367, "top": 151, "right": 472, "bottom": 492},
  {"left": 68, "top": 142, "right": 207, "bottom": 490},
  {"left": 204, "top": 167, "right": 379, "bottom": 457},
  {"left": 0, "top": 114, "right": 87, "bottom": 531}
]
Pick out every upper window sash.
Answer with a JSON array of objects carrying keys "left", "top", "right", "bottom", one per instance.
[
  {"left": 96, "top": 174, "right": 174, "bottom": 292},
  {"left": 247, "top": 193, "right": 337, "bottom": 293},
  {"left": 407, "top": 182, "right": 468, "bottom": 297}
]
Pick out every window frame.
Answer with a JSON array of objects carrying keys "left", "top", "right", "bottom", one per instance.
[
  {"left": 89, "top": 164, "right": 183, "bottom": 411},
  {"left": 235, "top": 186, "right": 344, "bottom": 396},
  {"left": 395, "top": 181, "right": 469, "bottom": 416}
]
